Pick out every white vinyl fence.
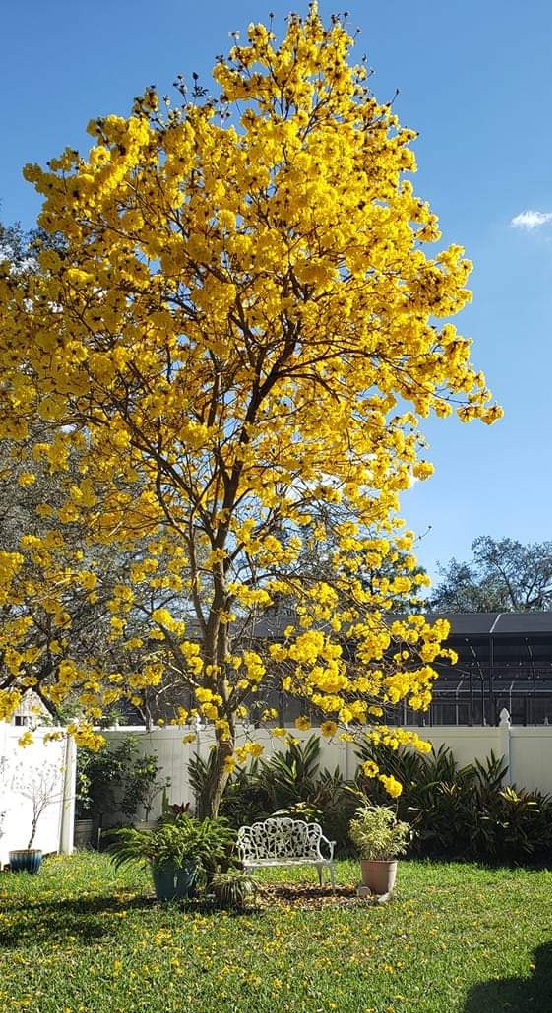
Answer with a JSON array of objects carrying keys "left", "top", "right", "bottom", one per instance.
[
  {"left": 4, "top": 712, "right": 550, "bottom": 866},
  {"left": 102, "top": 709, "right": 552, "bottom": 821},
  {"left": 0, "top": 724, "right": 76, "bottom": 868}
]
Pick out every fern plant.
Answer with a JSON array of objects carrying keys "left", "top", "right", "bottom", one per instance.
[{"left": 107, "top": 814, "right": 236, "bottom": 875}]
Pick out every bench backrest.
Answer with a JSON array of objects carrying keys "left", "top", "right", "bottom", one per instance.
[{"left": 237, "top": 817, "right": 329, "bottom": 862}]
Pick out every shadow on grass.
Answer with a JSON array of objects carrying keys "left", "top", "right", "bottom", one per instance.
[
  {"left": 0, "top": 889, "right": 270, "bottom": 950},
  {"left": 0, "top": 893, "right": 156, "bottom": 949},
  {"left": 463, "top": 942, "right": 552, "bottom": 1013}
]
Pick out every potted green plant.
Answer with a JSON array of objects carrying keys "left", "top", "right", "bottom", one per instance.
[
  {"left": 123, "top": 751, "right": 171, "bottom": 828},
  {"left": 76, "top": 737, "right": 170, "bottom": 845},
  {"left": 210, "top": 868, "right": 260, "bottom": 911},
  {"left": 9, "top": 762, "right": 62, "bottom": 874},
  {"left": 107, "top": 814, "right": 236, "bottom": 901},
  {"left": 348, "top": 804, "right": 410, "bottom": 896}
]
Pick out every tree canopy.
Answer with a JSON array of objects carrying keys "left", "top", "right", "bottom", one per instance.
[
  {"left": 429, "top": 536, "right": 552, "bottom": 613},
  {"left": 0, "top": 7, "right": 501, "bottom": 812}
]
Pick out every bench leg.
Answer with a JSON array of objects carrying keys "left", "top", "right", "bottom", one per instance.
[{"left": 315, "top": 864, "right": 335, "bottom": 891}]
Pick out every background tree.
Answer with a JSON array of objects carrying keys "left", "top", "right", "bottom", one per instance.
[
  {"left": 0, "top": 219, "right": 28, "bottom": 267},
  {"left": 0, "top": 214, "right": 66, "bottom": 271},
  {"left": 0, "top": 7, "right": 501, "bottom": 813},
  {"left": 429, "top": 535, "right": 552, "bottom": 613}
]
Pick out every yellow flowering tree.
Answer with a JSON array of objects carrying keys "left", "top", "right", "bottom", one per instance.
[
  {"left": 0, "top": 7, "right": 501, "bottom": 812},
  {"left": 0, "top": 428, "right": 160, "bottom": 728}
]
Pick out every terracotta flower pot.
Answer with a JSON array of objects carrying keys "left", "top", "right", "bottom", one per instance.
[{"left": 359, "top": 859, "right": 398, "bottom": 895}]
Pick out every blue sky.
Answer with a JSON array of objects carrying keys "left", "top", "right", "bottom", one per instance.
[{"left": 2, "top": 0, "right": 551, "bottom": 582}]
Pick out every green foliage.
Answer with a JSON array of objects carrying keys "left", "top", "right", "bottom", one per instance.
[
  {"left": 189, "top": 737, "right": 357, "bottom": 851},
  {"left": 87, "top": 735, "right": 552, "bottom": 865},
  {"left": 429, "top": 534, "right": 552, "bottom": 612},
  {"left": 272, "top": 801, "right": 323, "bottom": 822},
  {"left": 348, "top": 804, "right": 410, "bottom": 860},
  {"left": 306, "top": 766, "right": 359, "bottom": 851},
  {"left": 475, "top": 785, "right": 552, "bottom": 864},
  {"left": 356, "top": 741, "right": 552, "bottom": 863},
  {"left": 76, "top": 737, "right": 169, "bottom": 824},
  {"left": 219, "top": 759, "right": 269, "bottom": 827},
  {"left": 123, "top": 751, "right": 171, "bottom": 820},
  {"left": 210, "top": 868, "right": 260, "bottom": 910},
  {"left": 107, "top": 814, "right": 236, "bottom": 875},
  {"left": 188, "top": 747, "right": 265, "bottom": 822},
  {"left": 255, "top": 735, "right": 322, "bottom": 809}
]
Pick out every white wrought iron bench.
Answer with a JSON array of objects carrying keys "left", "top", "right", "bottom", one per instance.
[{"left": 236, "top": 817, "right": 336, "bottom": 890}]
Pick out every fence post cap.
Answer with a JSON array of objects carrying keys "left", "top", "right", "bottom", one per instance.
[{"left": 499, "top": 708, "right": 511, "bottom": 728}]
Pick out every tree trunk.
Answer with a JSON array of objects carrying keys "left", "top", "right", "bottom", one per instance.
[
  {"left": 197, "top": 578, "right": 236, "bottom": 818},
  {"left": 209, "top": 758, "right": 230, "bottom": 818},
  {"left": 194, "top": 738, "right": 234, "bottom": 818}
]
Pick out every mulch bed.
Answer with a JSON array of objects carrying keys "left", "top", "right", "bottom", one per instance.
[{"left": 258, "top": 880, "right": 389, "bottom": 908}]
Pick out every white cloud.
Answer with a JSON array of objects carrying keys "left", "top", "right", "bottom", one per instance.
[{"left": 510, "top": 210, "right": 552, "bottom": 229}]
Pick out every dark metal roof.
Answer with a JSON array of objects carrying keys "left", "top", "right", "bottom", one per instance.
[
  {"left": 246, "top": 611, "right": 319, "bottom": 639},
  {"left": 190, "top": 609, "right": 552, "bottom": 643},
  {"left": 431, "top": 613, "right": 552, "bottom": 636},
  {"left": 247, "top": 611, "right": 552, "bottom": 640}
]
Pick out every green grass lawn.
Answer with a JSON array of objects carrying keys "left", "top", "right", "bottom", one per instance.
[{"left": 1, "top": 853, "right": 552, "bottom": 1013}]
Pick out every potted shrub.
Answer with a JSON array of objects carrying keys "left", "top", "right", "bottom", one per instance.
[
  {"left": 122, "top": 750, "right": 171, "bottom": 828},
  {"left": 9, "top": 762, "right": 62, "bottom": 873},
  {"left": 107, "top": 814, "right": 236, "bottom": 901},
  {"left": 76, "top": 737, "right": 170, "bottom": 845},
  {"left": 348, "top": 804, "right": 410, "bottom": 896},
  {"left": 211, "top": 868, "right": 260, "bottom": 911}
]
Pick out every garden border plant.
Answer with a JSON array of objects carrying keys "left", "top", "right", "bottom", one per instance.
[
  {"left": 190, "top": 735, "right": 358, "bottom": 852},
  {"left": 355, "top": 741, "right": 552, "bottom": 864},
  {"left": 189, "top": 734, "right": 552, "bottom": 866}
]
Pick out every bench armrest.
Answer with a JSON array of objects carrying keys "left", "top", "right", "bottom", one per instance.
[{"left": 318, "top": 835, "right": 336, "bottom": 861}]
